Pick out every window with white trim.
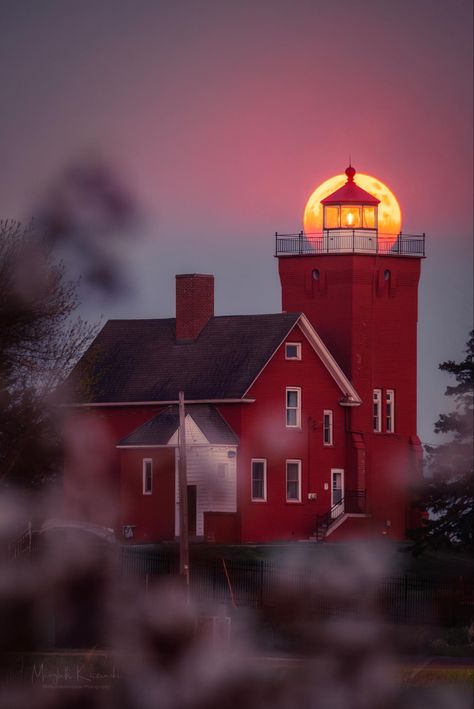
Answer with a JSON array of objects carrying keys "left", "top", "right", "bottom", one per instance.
[
  {"left": 373, "top": 389, "right": 382, "bottom": 432},
  {"left": 216, "top": 463, "right": 227, "bottom": 480},
  {"left": 286, "top": 460, "right": 301, "bottom": 502},
  {"left": 251, "top": 459, "right": 267, "bottom": 501},
  {"left": 386, "top": 389, "right": 395, "bottom": 433},
  {"left": 285, "top": 342, "right": 302, "bottom": 360},
  {"left": 286, "top": 387, "right": 301, "bottom": 428},
  {"left": 323, "top": 410, "right": 333, "bottom": 446},
  {"left": 142, "top": 459, "right": 153, "bottom": 495}
]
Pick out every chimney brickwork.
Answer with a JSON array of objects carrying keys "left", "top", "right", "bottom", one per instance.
[{"left": 175, "top": 274, "right": 214, "bottom": 341}]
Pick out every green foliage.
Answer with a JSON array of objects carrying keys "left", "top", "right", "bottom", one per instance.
[{"left": 411, "top": 332, "right": 474, "bottom": 552}]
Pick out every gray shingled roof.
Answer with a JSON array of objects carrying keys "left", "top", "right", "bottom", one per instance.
[
  {"left": 118, "top": 404, "right": 239, "bottom": 446},
  {"left": 66, "top": 313, "right": 301, "bottom": 403}
]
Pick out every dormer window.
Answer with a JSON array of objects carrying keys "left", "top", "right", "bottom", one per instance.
[{"left": 285, "top": 343, "right": 301, "bottom": 360}]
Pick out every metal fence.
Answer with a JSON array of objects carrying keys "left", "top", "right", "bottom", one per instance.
[{"left": 120, "top": 548, "right": 473, "bottom": 626}]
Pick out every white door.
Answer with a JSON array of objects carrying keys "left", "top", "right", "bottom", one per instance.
[{"left": 331, "top": 469, "right": 344, "bottom": 518}]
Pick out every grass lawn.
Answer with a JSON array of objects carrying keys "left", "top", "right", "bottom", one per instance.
[{"left": 400, "top": 660, "right": 473, "bottom": 687}]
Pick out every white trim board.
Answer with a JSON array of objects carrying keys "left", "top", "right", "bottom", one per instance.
[{"left": 242, "top": 314, "right": 362, "bottom": 405}]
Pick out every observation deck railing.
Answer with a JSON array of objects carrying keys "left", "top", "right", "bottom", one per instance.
[{"left": 275, "top": 230, "right": 425, "bottom": 257}]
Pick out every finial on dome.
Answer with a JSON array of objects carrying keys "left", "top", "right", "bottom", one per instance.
[{"left": 345, "top": 164, "right": 356, "bottom": 182}]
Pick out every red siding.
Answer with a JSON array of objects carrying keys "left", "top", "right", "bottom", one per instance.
[
  {"left": 64, "top": 250, "right": 422, "bottom": 545},
  {"left": 120, "top": 447, "right": 176, "bottom": 542},
  {"left": 63, "top": 405, "right": 162, "bottom": 528},
  {"left": 204, "top": 512, "right": 240, "bottom": 543},
  {"left": 279, "top": 253, "right": 422, "bottom": 539},
  {"left": 224, "top": 323, "right": 348, "bottom": 542}
]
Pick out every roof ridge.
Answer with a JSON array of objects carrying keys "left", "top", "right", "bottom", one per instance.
[
  {"left": 105, "top": 312, "right": 301, "bottom": 324},
  {"left": 210, "top": 312, "right": 300, "bottom": 319},
  {"left": 67, "top": 311, "right": 305, "bottom": 403},
  {"left": 106, "top": 317, "right": 175, "bottom": 323}
]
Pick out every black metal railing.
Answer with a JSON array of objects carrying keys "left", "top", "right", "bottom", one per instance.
[
  {"left": 275, "top": 231, "right": 425, "bottom": 257},
  {"left": 8, "top": 522, "right": 33, "bottom": 560},
  {"left": 315, "top": 490, "right": 367, "bottom": 541},
  {"left": 119, "top": 550, "right": 473, "bottom": 626}
]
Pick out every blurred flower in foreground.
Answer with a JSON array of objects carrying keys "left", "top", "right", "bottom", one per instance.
[
  {"left": 0, "top": 220, "right": 99, "bottom": 490},
  {"left": 1, "top": 502, "right": 471, "bottom": 709},
  {"left": 35, "top": 156, "right": 142, "bottom": 299}
]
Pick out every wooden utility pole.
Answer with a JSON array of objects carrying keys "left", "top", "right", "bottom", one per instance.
[{"left": 178, "top": 391, "right": 190, "bottom": 591}]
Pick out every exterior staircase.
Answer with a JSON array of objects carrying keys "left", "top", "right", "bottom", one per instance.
[{"left": 312, "top": 490, "right": 369, "bottom": 542}]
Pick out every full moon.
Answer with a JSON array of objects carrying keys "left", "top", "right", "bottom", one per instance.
[{"left": 303, "top": 173, "right": 402, "bottom": 240}]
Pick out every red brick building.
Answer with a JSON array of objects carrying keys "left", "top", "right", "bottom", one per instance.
[{"left": 64, "top": 167, "right": 425, "bottom": 544}]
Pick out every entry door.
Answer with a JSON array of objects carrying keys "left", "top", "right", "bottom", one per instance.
[
  {"left": 331, "top": 469, "right": 344, "bottom": 518},
  {"left": 187, "top": 485, "right": 197, "bottom": 536}
]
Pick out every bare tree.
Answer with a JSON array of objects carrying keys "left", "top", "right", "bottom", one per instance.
[{"left": 0, "top": 220, "right": 98, "bottom": 488}]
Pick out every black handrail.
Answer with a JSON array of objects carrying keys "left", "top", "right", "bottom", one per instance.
[
  {"left": 8, "top": 522, "right": 33, "bottom": 560},
  {"left": 315, "top": 490, "right": 367, "bottom": 541},
  {"left": 275, "top": 231, "right": 425, "bottom": 257}
]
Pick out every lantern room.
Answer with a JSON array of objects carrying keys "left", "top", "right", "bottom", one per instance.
[{"left": 321, "top": 165, "right": 380, "bottom": 231}]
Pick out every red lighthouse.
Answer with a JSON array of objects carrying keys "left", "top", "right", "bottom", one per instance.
[
  {"left": 277, "top": 166, "right": 425, "bottom": 539},
  {"left": 64, "top": 164, "right": 425, "bottom": 544}
]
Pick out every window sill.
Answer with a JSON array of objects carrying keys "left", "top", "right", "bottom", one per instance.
[
  {"left": 251, "top": 499, "right": 267, "bottom": 503},
  {"left": 286, "top": 500, "right": 302, "bottom": 504}
]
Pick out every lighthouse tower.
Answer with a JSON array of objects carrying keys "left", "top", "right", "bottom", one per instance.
[{"left": 276, "top": 166, "right": 425, "bottom": 539}]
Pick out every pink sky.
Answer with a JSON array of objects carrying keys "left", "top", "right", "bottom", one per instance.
[{"left": 0, "top": 0, "right": 472, "bottom": 441}]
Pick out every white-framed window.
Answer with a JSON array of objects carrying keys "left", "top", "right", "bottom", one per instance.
[
  {"left": 386, "top": 389, "right": 395, "bottom": 433},
  {"left": 323, "top": 410, "right": 333, "bottom": 446},
  {"left": 216, "top": 463, "right": 227, "bottom": 480},
  {"left": 142, "top": 458, "right": 153, "bottom": 495},
  {"left": 286, "top": 460, "right": 301, "bottom": 502},
  {"left": 373, "top": 389, "right": 382, "bottom": 432},
  {"left": 286, "top": 387, "right": 301, "bottom": 428},
  {"left": 285, "top": 342, "right": 302, "bottom": 360},
  {"left": 251, "top": 459, "right": 267, "bottom": 501}
]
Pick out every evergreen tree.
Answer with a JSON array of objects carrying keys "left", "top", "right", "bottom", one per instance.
[{"left": 412, "top": 332, "right": 474, "bottom": 551}]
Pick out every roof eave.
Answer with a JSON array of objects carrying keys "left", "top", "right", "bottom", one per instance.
[
  {"left": 61, "top": 398, "right": 256, "bottom": 408},
  {"left": 296, "top": 314, "right": 362, "bottom": 404},
  {"left": 241, "top": 314, "right": 302, "bottom": 398},
  {"left": 116, "top": 443, "right": 237, "bottom": 449},
  {"left": 321, "top": 198, "right": 380, "bottom": 205}
]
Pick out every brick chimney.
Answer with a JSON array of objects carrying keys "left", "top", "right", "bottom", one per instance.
[{"left": 175, "top": 274, "right": 214, "bottom": 342}]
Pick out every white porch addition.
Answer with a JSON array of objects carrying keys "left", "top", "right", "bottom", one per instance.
[{"left": 171, "top": 414, "right": 237, "bottom": 538}]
